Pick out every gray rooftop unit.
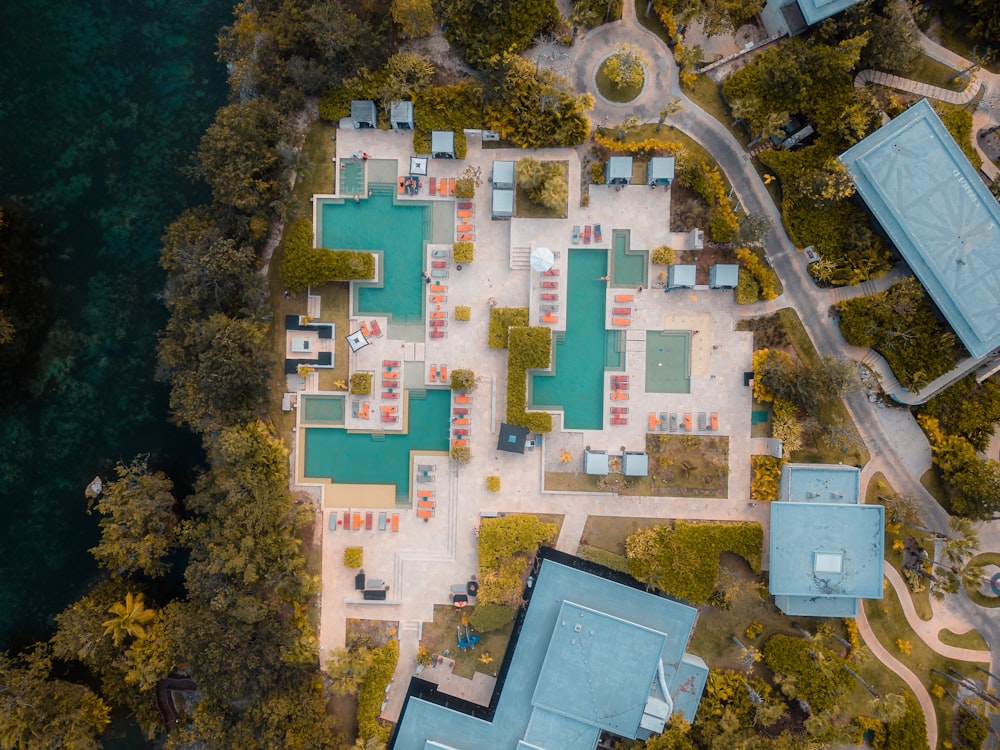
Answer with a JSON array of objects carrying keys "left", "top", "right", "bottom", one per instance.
[
  {"left": 606, "top": 156, "right": 633, "bottom": 186},
  {"left": 431, "top": 130, "right": 455, "bottom": 159},
  {"left": 668, "top": 264, "right": 697, "bottom": 289},
  {"left": 709, "top": 264, "right": 740, "bottom": 289},
  {"left": 584, "top": 448, "right": 609, "bottom": 475},
  {"left": 389, "top": 100, "right": 414, "bottom": 131},
  {"left": 350, "top": 100, "right": 377, "bottom": 129},
  {"left": 623, "top": 452, "right": 649, "bottom": 477},
  {"left": 492, "top": 160, "right": 515, "bottom": 189},
  {"left": 647, "top": 157, "right": 675, "bottom": 186},
  {"left": 492, "top": 189, "right": 514, "bottom": 219}
]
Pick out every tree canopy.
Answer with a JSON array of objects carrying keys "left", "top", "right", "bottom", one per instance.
[{"left": 438, "top": 0, "right": 559, "bottom": 70}]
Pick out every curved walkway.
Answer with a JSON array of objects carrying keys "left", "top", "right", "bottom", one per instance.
[
  {"left": 556, "top": 1, "right": 1000, "bottom": 732},
  {"left": 854, "top": 68, "right": 982, "bottom": 105}
]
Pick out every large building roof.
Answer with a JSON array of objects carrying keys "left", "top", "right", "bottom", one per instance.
[
  {"left": 389, "top": 550, "right": 707, "bottom": 750},
  {"left": 795, "top": 0, "right": 861, "bottom": 26},
  {"left": 769, "top": 465, "right": 884, "bottom": 617},
  {"left": 840, "top": 99, "right": 1000, "bottom": 359}
]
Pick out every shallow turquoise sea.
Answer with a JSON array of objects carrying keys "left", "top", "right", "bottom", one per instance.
[{"left": 0, "top": 0, "right": 229, "bottom": 663}]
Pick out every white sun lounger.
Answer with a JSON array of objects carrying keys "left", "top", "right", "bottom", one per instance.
[{"left": 431, "top": 269, "right": 449, "bottom": 278}]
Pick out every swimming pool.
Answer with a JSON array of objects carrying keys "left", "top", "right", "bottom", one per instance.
[
  {"left": 645, "top": 331, "right": 691, "bottom": 393},
  {"left": 319, "top": 187, "right": 429, "bottom": 322},
  {"left": 302, "top": 394, "right": 345, "bottom": 425},
  {"left": 530, "top": 250, "right": 612, "bottom": 430},
  {"left": 340, "top": 158, "right": 365, "bottom": 196},
  {"left": 611, "top": 229, "right": 647, "bottom": 287},
  {"left": 303, "top": 389, "right": 450, "bottom": 499}
]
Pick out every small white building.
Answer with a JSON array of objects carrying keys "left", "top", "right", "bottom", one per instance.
[
  {"left": 709, "top": 264, "right": 740, "bottom": 289},
  {"left": 668, "top": 264, "right": 697, "bottom": 289},
  {"left": 647, "top": 157, "right": 675, "bottom": 187},
  {"left": 606, "top": 156, "right": 633, "bottom": 186},
  {"left": 492, "top": 189, "right": 514, "bottom": 219},
  {"left": 492, "top": 160, "right": 515, "bottom": 189},
  {"left": 389, "top": 101, "right": 414, "bottom": 131}
]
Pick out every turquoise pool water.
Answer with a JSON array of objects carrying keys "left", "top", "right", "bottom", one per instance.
[
  {"left": 340, "top": 158, "right": 364, "bottom": 195},
  {"left": 612, "top": 230, "right": 647, "bottom": 286},
  {"left": 304, "top": 390, "right": 449, "bottom": 497},
  {"left": 319, "top": 187, "right": 429, "bottom": 322},
  {"left": 645, "top": 332, "right": 691, "bottom": 393},
  {"left": 302, "top": 394, "right": 345, "bottom": 424},
  {"left": 531, "top": 250, "right": 611, "bottom": 430}
]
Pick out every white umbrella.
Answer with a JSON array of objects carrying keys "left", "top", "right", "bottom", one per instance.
[{"left": 530, "top": 246, "right": 554, "bottom": 272}]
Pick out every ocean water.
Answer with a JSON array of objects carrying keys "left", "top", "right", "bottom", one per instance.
[{"left": 0, "top": 0, "right": 230, "bottom": 649}]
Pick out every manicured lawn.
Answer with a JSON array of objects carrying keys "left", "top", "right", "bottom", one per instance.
[
  {"left": 864, "top": 582, "right": 988, "bottom": 744},
  {"left": 938, "top": 627, "right": 989, "bottom": 650},
  {"left": 596, "top": 61, "right": 643, "bottom": 103},
  {"left": 905, "top": 52, "right": 964, "bottom": 91},
  {"left": 420, "top": 605, "right": 513, "bottom": 679},
  {"left": 579, "top": 515, "right": 662, "bottom": 555},
  {"left": 646, "top": 434, "right": 729, "bottom": 498},
  {"left": 920, "top": 467, "right": 950, "bottom": 507}
]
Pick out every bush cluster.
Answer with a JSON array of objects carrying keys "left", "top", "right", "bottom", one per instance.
[
  {"left": 477, "top": 515, "right": 557, "bottom": 606},
  {"left": 486, "top": 475, "right": 501, "bottom": 492},
  {"left": 506, "top": 326, "right": 553, "bottom": 433},
  {"left": 651, "top": 245, "right": 675, "bottom": 265},
  {"left": 594, "top": 129, "right": 684, "bottom": 157},
  {"left": 343, "top": 547, "right": 363, "bottom": 569},
  {"left": 735, "top": 268, "right": 759, "bottom": 304},
  {"left": 450, "top": 444, "right": 471, "bottom": 463},
  {"left": 452, "top": 241, "right": 474, "bottom": 263},
  {"left": 454, "top": 305, "right": 471, "bottom": 321},
  {"left": 735, "top": 247, "right": 778, "bottom": 301},
  {"left": 572, "top": 0, "right": 622, "bottom": 27},
  {"left": 750, "top": 455, "right": 782, "bottom": 501},
  {"left": 280, "top": 219, "right": 375, "bottom": 291},
  {"left": 356, "top": 639, "right": 399, "bottom": 741},
  {"left": 488, "top": 307, "right": 529, "bottom": 349},
  {"left": 468, "top": 603, "right": 517, "bottom": 633},
  {"left": 625, "top": 520, "right": 763, "bottom": 604},
  {"left": 350, "top": 373, "right": 372, "bottom": 395},
  {"left": 412, "top": 82, "right": 481, "bottom": 158},
  {"left": 450, "top": 368, "right": 475, "bottom": 391},
  {"left": 763, "top": 635, "right": 851, "bottom": 713}
]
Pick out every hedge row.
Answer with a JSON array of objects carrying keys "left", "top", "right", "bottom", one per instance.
[
  {"left": 506, "top": 326, "right": 553, "bottom": 433},
  {"left": 625, "top": 520, "right": 763, "bottom": 604},
  {"left": 735, "top": 247, "right": 778, "bottom": 301},
  {"left": 488, "top": 307, "right": 529, "bottom": 348},
  {"left": 469, "top": 603, "right": 517, "bottom": 633},
  {"left": 280, "top": 219, "right": 375, "bottom": 291},
  {"left": 356, "top": 639, "right": 399, "bottom": 741},
  {"left": 750, "top": 455, "right": 783, "bottom": 501},
  {"left": 576, "top": 544, "right": 629, "bottom": 573}
]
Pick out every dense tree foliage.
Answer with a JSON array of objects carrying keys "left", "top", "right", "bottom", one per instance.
[
  {"left": 438, "top": 0, "right": 559, "bottom": 70},
  {"left": 919, "top": 415, "right": 1000, "bottom": 519},
  {"left": 763, "top": 634, "right": 852, "bottom": 713},
  {"left": 838, "top": 278, "right": 965, "bottom": 391},
  {"left": 477, "top": 515, "right": 557, "bottom": 606},
  {"left": 391, "top": 0, "right": 434, "bottom": 39},
  {"left": 573, "top": 0, "right": 623, "bottom": 27},
  {"left": 951, "top": 0, "right": 1000, "bottom": 42},
  {"left": 918, "top": 375, "right": 1000, "bottom": 452},
  {"left": 815, "top": 0, "right": 921, "bottom": 74},
  {"left": 280, "top": 218, "right": 375, "bottom": 291}
]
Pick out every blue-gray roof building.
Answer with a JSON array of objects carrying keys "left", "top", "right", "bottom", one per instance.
[
  {"left": 840, "top": 99, "right": 1000, "bottom": 360},
  {"left": 388, "top": 549, "right": 707, "bottom": 750},
  {"left": 769, "top": 464, "right": 884, "bottom": 617},
  {"left": 794, "top": 0, "right": 861, "bottom": 26}
]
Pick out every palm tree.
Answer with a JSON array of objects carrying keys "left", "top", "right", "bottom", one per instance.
[
  {"left": 941, "top": 517, "right": 979, "bottom": 568},
  {"left": 868, "top": 692, "right": 907, "bottom": 723},
  {"left": 754, "top": 701, "right": 787, "bottom": 727},
  {"left": 102, "top": 592, "right": 155, "bottom": 647}
]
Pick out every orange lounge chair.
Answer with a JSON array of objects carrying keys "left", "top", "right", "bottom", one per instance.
[
  {"left": 417, "top": 509, "right": 434, "bottom": 519},
  {"left": 440, "top": 366, "right": 447, "bottom": 380},
  {"left": 429, "top": 177, "right": 437, "bottom": 195},
  {"left": 649, "top": 413, "right": 661, "bottom": 430},
  {"left": 418, "top": 499, "right": 435, "bottom": 510},
  {"left": 683, "top": 413, "right": 693, "bottom": 431},
  {"left": 429, "top": 366, "right": 438, "bottom": 382},
  {"left": 417, "top": 489, "right": 434, "bottom": 498},
  {"left": 360, "top": 321, "right": 370, "bottom": 338},
  {"left": 711, "top": 413, "right": 719, "bottom": 430},
  {"left": 583, "top": 225, "right": 592, "bottom": 243},
  {"left": 612, "top": 307, "right": 631, "bottom": 315},
  {"left": 353, "top": 512, "right": 362, "bottom": 530},
  {"left": 431, "top": 283, "right": 447, "bottom": 292},
  {"left": 358, "top": 403, "right": 370, "bottom": 419},
  {"left": 453, "top": 407, "right": 468, "bottom": 415},
  {"left": 542, "top": 314, "right": 557, "bottom": 324},
  {"left": 383, "top": 371, "right": 399, "bottom": 379},
  {"left": 370, "top": 320, "right": 382, "bottom": 337},
  {"left": 457, "top": 224, "right": 473, "bottom": 232},
  {"left": 432, "top": 261, "right": 447, "bottom": 269},
  {"left": 431, "top": 311, "right": 447, "bottom": 319},
  {"left": 541, "top": 281, "right": 559, "bottom": 289},
  {"left": 429, "top": 295, "right": 446, "bottom": 303},
  {"left": 457, "top": 233, "right": 473, "bottom": 242},
  {"left": 431, "top": 330, "right": 446, "bottom": 339},
  {"left": 457, "top": 209, "right": 473, "bottom": 219},
  {"left": 611, "top": 417, "right": 627, "bottom": 425},
  {"left": 614, "top": 295, "right": 634, "bottom": 302},
  {"left": 612, "top": 318, "right": 631, "bottom": 326},
  {"left": 391, "top": 513, "right": 399, "bottom": 532},
  {"left": 384, "top": 391, "right": 399, "bottom": 399},
  {"left": 453, "top": 417, "right": 469, "bottom": 425},
  {"left": 610, "top": 391, "right": 629, "bottom": 401},
  {"left": 458, "top": 201, "right": 473, "bottom": 209},
  {"left": 430, "top": 319, "right": 447, "bottom": 328},
  {"left": 448, "top": 178, "right": 456, "bottom": 196},
  {"left": 452, "top": 438, "right": 467, "bottom": 447},
  {"left": 383, "top": 359, "right": 400, "bottom": 367},
  {"left": 398, "top": 177, "right": 405, "bottom": 194},
  {"left": 543, "top": 268, "right": 560, "bottom": 276},
  {"left": 455, "top": 393, "right": 471, "bottom": 404},
  {"left": 541, "top": 293, "right": 559, "bottom": 301}
]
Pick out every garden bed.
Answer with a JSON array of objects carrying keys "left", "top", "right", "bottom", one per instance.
[
  {"left": 420, "top": 605, "right": 514, "bottom": 679},
  {"left": 646, "top": 434, "right": 729, "bottom": 497}
]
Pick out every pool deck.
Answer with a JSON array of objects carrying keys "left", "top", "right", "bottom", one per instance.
[{"left": 295, "top": 130, "right": 769, "bottom": 714}]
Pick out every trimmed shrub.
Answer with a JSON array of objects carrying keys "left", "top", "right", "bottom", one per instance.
[
  {"left": 735, "top": 268, "right": 760, "bottom": 304},
  {"left": 576, "top": 544, "right": 629, "bottom": 573},
  {"left": 455, "top": 166, "right": 481, "bottom": 199},
  {"left": 735, "top": 248, "right": 778, "bottom": 301},
  {"left": 469, "top": 604, "right": 517, "bottom": 633},
  {"left": 450, "top": 368, "right": 475, "bottom": 391},
  {"left": 750, "top": 455, "right": 782, "bottom": 501},
  {"left": 350, "top": 373, "right": 372, "bottom": 395},
  {"left": 344, "top": 547, "right": 363, "bottom": 569},
  {"left": 357, "top": 639, "right": 399, "bottom": 741},
  {"left": 451, "top": 444, "right": 471, "bottom": 462},
  {"left": 454, "top": 305, "right": 471, "bottom": 321},
  {"left": 506, "top": 326, "right": 553, "bottom": 433},
  {"left": 651, "top": 245, "right": 675, "bottom": 265},
  {"left": 625, "top": 520, "right": 763, "bottom": 604},
  {"left": 281, "top": 219, "right": 376, "bottom": 291},
  {"left": 589, "top": 162, "right": 605, "bottom": 184},
  {"left": 884, "top": 692, "right": 929, "bottom": 750},
  {"left": 486, "top": 475, "right": 501, "bottom": 492},
  {"left": 488, "top": 307, "right": 529, "bottom": 348},
  {"left": 453, "top": 241, "right": 474, "bottom": 263},
  {"left": 478, "top": 515, "right": 557, "bottom": 605}
]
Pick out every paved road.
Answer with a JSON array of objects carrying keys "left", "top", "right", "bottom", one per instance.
[{"left": 559, "top": 0, "right": 1000, "bottom": 724}]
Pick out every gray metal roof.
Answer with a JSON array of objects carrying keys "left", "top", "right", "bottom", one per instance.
[
  {"left": 668, "top": 264, "right": 697, "bottom": 288},
  {"left": 709, "top": 264, "right": 739, "bottom": 289},
  {"left": 840, "top": 99, "right": 1000, "bottom": 359},
  {"left": 492, "top": 189, "right": 514, "bottom": 217},
  {"left": 796, "top": 0, "right": 862, "bottom": 25},
  {"left": 607, "top": 156, "right": 633, "bottom": 184},
  {"left": 492, "top": 160, "right": 515, "bottom": 189},
  {"left": 350, "top": 99, "right": 377, "bottom": 126},
  {"left": 584, "top": 449, "right": 609, "bottom": 475},
  {"left": 647, "top": 157, "right": 675, "bottom": 184},
  {"left": 431, "top": 130, "right": 455, "bottom": 156},
  {"left": 769, "top": 465, "right": 884, "bottom": 617},
  {"left": 390, "top": 100, "right": 414, "bottom": 125},
  {"left": 389, "top": 554, "right": 706, "bottom": 750},
  {"left": 623, "top": 451, "right": 648, "bottom": 476}
]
